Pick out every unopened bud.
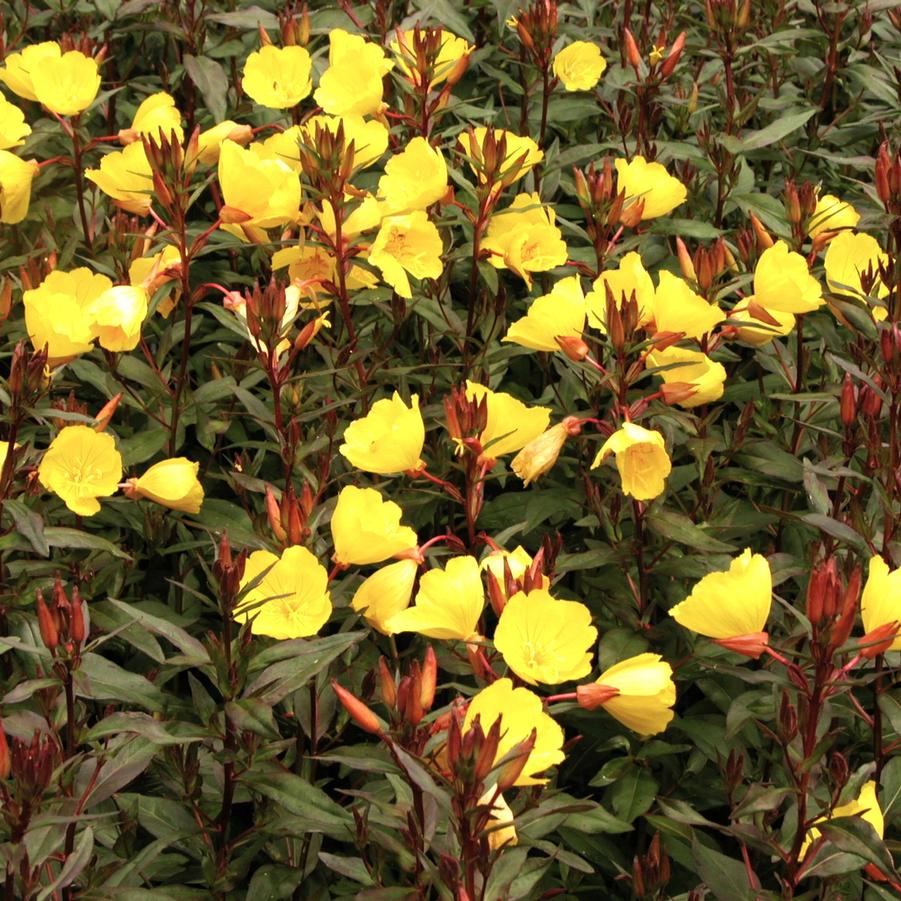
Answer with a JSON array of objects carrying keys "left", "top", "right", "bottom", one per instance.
[
  {"left": 36, "top": 590, "right": 59, "bottom": 651},
  {"left": 378, "top": 656, "right": 396, "bottom": 709},
  {"left": 93, "top": 392, "right": 122, "bottom": 432},
  {"left": 859, "top": 622, "right": 899, "bottom": 659},
  {"left": 676, "top": 237, "right": 697, "bottom": 281},
  {"left": 556, "top": 335, "right": 589, "bottom": 361},
  {"left": 420, "top": 645, "right": 437, "bottom": 712},
  {"left": 840, "top": 373, "right": 857, "bottom": 427},
  {"left": 332, "top": 681, "right": 382, "bottom": 734},
  {"left": 659, "top": 31, "right": 686, "bottom": 79},
  {"left": 623, "top": 28, "right": 642, "bottom": 69}
]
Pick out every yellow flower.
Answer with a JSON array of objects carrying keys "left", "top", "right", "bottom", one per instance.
[
  {"left": 127, "top": 457, "right": 204, "bottom": 514},
  {"left": 651, "top": 271, "right": 721, "bottom": 339},
  {"left": 331, "top": 485, "right": 417, "bottom": 566},
  {"left": 459, "top": 128, "right": 543, "bottom": 183},
  {"left": 122, "top": 92, "right": 183, "bottom": 143},
  {"left": 586, "top": 251, "right": 656, "bottom": 331},
  {"left": 314, "top": 28, "right": 393, "bottom": 117},
  {"left": 749, "top": 240, "right": 823, "bottom": 314},
  {"left": 808, "top": 194, "right": 859, "bottom": 239},
  {"left": 86, "top": 285, "right": 149, "bottom": 352},
  {"left": 38, "top": 425, "right": 123, "bottom": 516},
  {"left": 339, "top": 392, "right": 425, "bottom": 474},
  {"left": 480, "top": 545, "right": 537, "bottom": 588},
  {"left": 368, "top": 211, "right": 443, "bottom": 299},
  {"left": 824, "top": 231, "right": 889, "bottom": 305},
  {"left": 553, "top": 42, "right": 607, "bottom": 91},
  {"left": 85, "top": 142, "right": 154, "bottom": 215},
  {"left": 242, "top": 45, "right": 312, "bottom": 109},
  {"left": 463, "top": 678, "right": 564, "bottom": 786},
  {"left": 583, "top": 653, "right": 675, "bottom": 736},
  {"left": 218, "top": 139, "right": 301, "bottom": 232},
  {"left": 479, "top": 789, "right": 517, "bottom": 850},
  {"left": 24, "top": 268, "right": 112, "bottom": 365},
  {"left": 378, "top": 137, "right": 448, "bottom": 214},
  {"left": 0, "top": 98, "right": 31, "bottom": 149},
  {"left": 293, "top": 115, "right": 389, "bottom": 170},
  {"left": 591, "top": 422, "right": 671, "bottom": 501},
  {"left": 387, "top": 555, "right": 484, "bottom": 641},
  {"left": 511, "top": 421, "right": 571, "bottom": 487},
  {"left": 194, "top": 121, "right": 253, "bottom": 165},
  {"left": 129, "top": 245, "right": 183, "bottom": 318},
  {"left": 669, "top": 548, "right": 772, "bottom": 642},
  {"left": 861, "top": 557, "right": 901, "bottom": 652},
  {"left": 31, "top": 50, "right": 100, "bottom": 116},
  {"left": 389, "top": 29, "right": 472, "bottom": 87},
  {"left": 273, "top": 242, "right": 378, "bottom": 296},
  {"left": 482, "top": 192, "right": 567, "bottom": 288},
  {"left": 494, "top": 588, "right": 596, "bottom": 685},
  {"left": 729, "top": 303, "right": 795, "bottom": 346},
  {"left": 0, "top": 150, "right": 39, "bottom": 224},
  {"left": 465, "top": 381, "right": 551, "bottom": 462},
  {"left": 800, "top": 781, "right": 884, "bottom": 860},
  {"left": 0, "top": 41, "right": 62, "bottom": 101},
  {"left": 234, "top": 546, "right": 331, "bottom": 639},
  {"left": 615, "top": 156, "right": 686, "bottom": 220},
  {"left": 646, "top": 345, "right": 727, "bottom": 407},
  {"left": 351, "top": 558, "right": 418, "bottom": 635},
  {"left": 317, "top": 191, "right": 384, "bottom": 240},
  {"left": 504, "top": 276, "right": 585, "bottom": 352}
]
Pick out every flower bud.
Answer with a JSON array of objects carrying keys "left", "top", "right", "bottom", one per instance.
[
  {"left": 36, "top": 589, "right": 59, "bottom": 651},
  {"left": 623, "top": 28, "right": 642, "bottom": 69},
  {"left": 495, "top": 729, "right": 537, "bottom": 793},
  {"left": 840, "top": 373, "right": 857, "bottom": 427},
  {"left": 714, "top": 631, "right": 769, "bottom": 658},
  {"left": 676, "top": 237, "right": 697, "bottom": 282},
  {"left": 0, "top": 722, "right": 9, "bottom": 780},
  {"left": 378, "top": 656, "right": 397, "bottom": 709},
  {"left": 859, "top": 622, "right": 899, "bottom": 659},
  {"left": 659, "top": 31, "right": 686, "bottom": 79},
  {"left": 576, "top": 682, "right": 620, "bottom": 710},
  {"left": 556, "top": 335, "right": 590, "bottom": 361},
  {"left": 332, "top": 681, "right": 382, "bottom": 734},
  {"left": 420, "top": 645, "right": 437, "bottom": 712}
]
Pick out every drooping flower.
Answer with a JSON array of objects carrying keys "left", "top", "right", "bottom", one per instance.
[
  {"left": 646, "top": 345, "right": 727, "bottom": 407},
  {"left": 553, "top": 42, "right": 607, "bottom": 91},
  {"left": 511, "top": 420, "right": 578, "bottom": 487},
  {"left": 351, "top": 558, "right": 419, "bottom": 634},
  {"left": 578, "top": 653, "right": 675, "bottom": 736},
  {"left": 387, "top": 555, "right": 484, "bottom": 641},
  {"left": 31, "top": 50, "right": 100, "bottom": 116},
  {"left": 0, "top": 98, "right": 31, "bottom": 149},
  {"left": 86, "top": 285, "right": 149, "bottom": 352},
  {"left": 463, "top": 678, "right": 565, "bottom": 786},
  {"left": 314, "top": 29, "right": 393, "bottom": 117},
  {"left": 38, "top": 425, "right": 123, "bottom": 516},
  {"left": 125, "top": 457, "right": 204, "bottom": 514},
  {"left": 0, "top": 42, "right": 62, "bottom": 101},
  {"left": 121, "top": 92, "right": 183, "bottom": 143},
  {"left": 808, "top": 194, "right": 860, "bottom": 239},
  {"left": 748, "top": 241, "right": 823, "bottom": 314},
  {"left": 729, "top": 303, "right": 795, "bottom": 346},
  {"left": 85, "top": 142, "right": 154, "bottom": 215},
  {"left": 378, "top": 137, "right": 448, "bottom": 214},
  {"left": 339, "top": 392, "right": 425, "bottom": 475},
  {"left": 503, "top": 276, "right": 585, "bottom": 352},
  {"left": 242, "top": 45, "right": 313, "bottom": 109},
  {"left": 464, "top": 381, "right": 551, "bottom": 462},
  {"left": 0, "top": 150, "right": 39, "bottom": 223},
  {"left": 459, "top": 127, "right": 543, "bottom": 183},
  {"left": 651, "top": 271, "right": 722, "bottom": 339},
  {"left": 494, "top": 588, "right": 596, "bottom": 685},
  {"left": 615, "top": 156, "right": 687, "bottom": 220},
  {"left": 861, "top": 556, "right": 901, "bottom": 652},
  {"left": 824, "top": 231, "right": 889, "bottom": 308},
  {"left": 234, "top": 546, "right": 332, "bottom": 639},
  {"left": 800, "top": 781, "right": 884, "bottom": 860},
  {"left": 368, "top": 211, "right": 443, "bottom": 299},
  {"left": 389, "top": 28, "right": 472, "bottom": 87},
  {"left": 591, "top": 422, "right": 671, "bottom": 501},
  {"left": 586, "top": 251, "right": 656, "bottom": 332},
  {"left": 669, "top": 548, "right": 772, "bottom": 657},
  {"left": 129, "top": 245, "right": 183, "bottom": 318},
  {"left": 331, "top": 485, "right": 418, "bottom": 566}
]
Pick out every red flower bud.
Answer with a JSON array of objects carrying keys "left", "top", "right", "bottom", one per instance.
[{"left": 332, "top": 681, "right": 382, "bottom": 734}]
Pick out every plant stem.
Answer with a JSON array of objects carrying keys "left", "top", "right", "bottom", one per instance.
[{"left": 71, "top": 118, "right": 93, "bottom": 253}]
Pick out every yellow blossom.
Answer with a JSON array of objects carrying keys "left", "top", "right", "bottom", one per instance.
[
  {"left": 480, "top": 545, "right": 538, "bottom": 589},
  {"left": 647, "top": 345, "right": 727, "bottom": 407},
  {"left": 317, "top": 191, "right": 384, "bottom": 240},
  {"left": 31, "top": 50, "right": 100, "bottom": 116},
  {"left": 129, "top": 245, "right": 183, "bottom": 318},
  {"left": 586, "top": 251, "right": 656, "bottom": 331},
  {"left": 292, "top": 115, "right": 389, "bottom": 170},
  {"left": 24, "top": 268, "right": 112, "bottom": 365},
  {"left": 0, "top": 150, "right": 39, "bottom": 224},
  {"left": 479, "top": 789, "right": 517, "bottom": 850},
  {"left": 511, "top": 422, "right": 572, "bottom": 486},
  {"left": 591, "top": 422, "right": 671, "bottom": 501},
  {"left": 800, "top": 782, "right": 884, "bottom": 860},
  {"left": 351, "top": 558, "right": 419, "bottom": 635},
  {"left": 368, "top": 211, "right": 443, "bottom": 299},
  {"left": 234, "top": 546, "right": 331, "bottom": 639},
  {"left": 126, "top": 458, "right": 204, "bottom": 514},
  {"left": 123, "top": 92, "right": 183, "bottom": 143},
  {"left": 194, "top": 121, "right": 253, "bottom": 165},
  {"left": 615, "top": 156, "right": 686, "bottom": 220},
  {"left": 729, "top": 303, "right": 795, "bottom": 346},
  {"left": 459, "top": 127, "right": 543, "bottom": 183},
  {"left": 749, "top": 240, "right": 823, "bottom": 314},
  {"left": 808, "top": 194, "right": 860, "bottom": 239},
  {"left": 463, "top": 678, "right": 564, "bottom": 786},
  {"left": 38, "top": 425, "right": 123, "bottom": 516},
  {"left": 553, "top": 42, "right": 607, "bottom": 91},
  {"left": 669, "top": 548, "right": 772, "bottom": 641},
  {"left": 314, "top": 29, "right": 393, "bottom": 117},
  {"left": 331, "top": 485, "right": 417, "bottom": 566},
  {"left": 242, "top": 45, "right": 312, "bottom": 109},
  {"left": 378, "top": 137, "right": 448, "bottom": 214},
  {"left": 494, "top": 588, "right": 596, "bottom": 685},
  {"left": 0, "top": 42, "right": 62, "bottom": 101},
  {"left": 465, "top": 381, "right": 551, "bottom": 462},
  {"left": 0, "top": 98, "right": 31, "bottom": 149},
  {"left": 387, "top": 555, "right": 484, "bottom": 641},
  {"left": 504, "top": 276, "right": 585, "bottom": 352},
  {"left": 339, "top": 392, "right": 425, "bottom": 474},
  {"left": 651, "top": 271, "right": 721, "bottom": 338},
  {"left": 824, "top": 231, "right": 889, "bottom": 309},
  {"left": 389, "top": 29, "right": 472, "bottom": 87},
  {"left": 273, "top": 242, "right": 377, "bottom": 295},
  {"left": 861, "top": 557, "right": 901, "bottom": 652},
  {"left": 86, "top": 285, "right": 149, "bottom": 352},
  {"left": 85, "top": 142, "right": 154, "bottom": 215}
]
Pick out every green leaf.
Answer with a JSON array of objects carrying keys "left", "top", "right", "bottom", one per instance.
[
  {"left": 880, "top": 754, "right": 901, "bottom": 824},
  {"left": 36, "top": 827, "right": 93, "bottom": 901},
  {"left": 818, "top": 816, "right": 897, "bottom": 877},
  {"left": 3, "top": 499, "right": 49, "bottom": 557},
  {"left": 226, "top": 698, "right": 280, "bottom": 739},
  {"left": 108, "top": 598, "right": 210, "bottom": 665},
  {"left": 719, "top": 109, "right": 816, "bottom": 154},
  {"left": 801, "top": 514, "right": 867, "bottom": 551},
  {"left": 44, "top": 527, "right": 132, "bottom": 560},
  {"left": 691, "top": 836, "right": 756, "bottom": 900},
  {"left": 77, "top": 736, "right": 159, "bottom": 808},
  {"left": 75, "top": 653, "right": 165, "bottom": 711},
  {"left": 610, "top": 768, "right": 658, "bottom": 823},
  {"left": 183, "top": 55, "right": 229, "bottom": 122},
  {"left": 646, "top": 510, "right": 736, "bottom": 553}
]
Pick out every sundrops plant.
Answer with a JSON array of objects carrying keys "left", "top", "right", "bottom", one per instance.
[{"left": 0, "top": 1, "right": 899, "bottom": 899}]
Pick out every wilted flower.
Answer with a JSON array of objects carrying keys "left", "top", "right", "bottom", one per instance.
[
  {"left": 748, "top": 240, "right": 823, "bottom": 314},
  {"left": 824, "top": 231, "right": 889, "bottom": 307},
  {"left": 368, "top": 211, "right": 444, "bottom": 299},
  {"left": 331, "top": 485, "right": 418, "bottom": 566},
  {"left": 86, "top": 142, "right": 154, "bottom": 215},
  {"left": 0, "top": 98, "right": 31, "bottom": 149},
  {"left": 125, "top": 457, "right": 204, "bottom": 514},
  {"left": 591, "top": 422, "right": 671, "bottom": 501},
  {"left": 0, "top": 41, "right": 62, "bottom": 101},
  {"left": 314, "top": 28, "right": 393, "bottom": 117},
  {"left": 378, "top": 137, "right": 448, "bottom": 214},
  {"left": 615, "top": 156, "right": 687, "bottom": 220},
  {"left": 503, "top": 276, "right": 585, "bottom": 352},
  {"left": 235, "top": 546, "right": 332, "bottom": 639},
  {"left": 552, "top": 42, "right": 607, "bottom": 91},
  {"left": 339, "top": 392, "right": 425, "bottom": 474},
  {"left": 808, "top": 194, "right": 859, "bottom": 239},
  {"left": 0, "top": 150, "right": 39, "bottom": 224},
  {"left": 586, "top": 251, "right": 656, "bottom": 331},
  {"left": 651, "top": 271, "right": 722, "bottom": 339},
  {"left": 31, "top": 50, "right": 100, "bottom": 116},
  {"left": 511, "top": 418, "right": 580, "bottom": 486},
  {"left": 86, "top": 285, "right": 149, "bottom": 352},
  {"left": 464, "top": 381, "right": 550, "bottom": 462},
  {"left": 860, "top": 556, "right": 901, "bottom": 652},
  {"left": 800, "top": 781, "right": 884, "bottom": 859},
  {"left": 647, "top": 345, "right": 727, "bottom": 407},
  {"left": 387, "top": 555, "right": 484, "bottom": 641},
  {"left": 242, "top": 44, "right": 312, "bottom": 108},
  {"left": 351, "top": 558, "right": 419, "bottom": 634},
  {"left": 121, "top": 92, "right": 183, "bottom": 143},
  {"left": 38, "top": 425, "right": 123, "bottom": 516},
  {"left": 494, "top": 588, "right": 596, "bottom": 685}
]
